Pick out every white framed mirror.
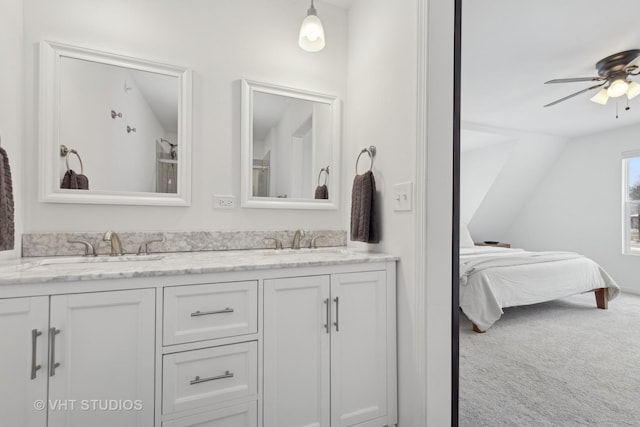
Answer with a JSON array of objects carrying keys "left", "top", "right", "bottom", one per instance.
[
  {"left": 241, "top": 79, "right": 341, "bottom": 210},
  {"left": 39, "top": 40, "right": 192, "bottom": 206}
]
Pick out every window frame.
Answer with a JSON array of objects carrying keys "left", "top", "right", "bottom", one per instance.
[{"left": 622, "top": 150, "right": 640, "bottom": 255}]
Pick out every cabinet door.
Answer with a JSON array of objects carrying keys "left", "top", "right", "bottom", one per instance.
[
  {"left": 263, "top": 276, "right": 330, "bottom": 427},
  {"left": 48, "top": 289, "right": 155, "bottom": 427},
  {"left": 331, "top": 271, "right": 388, "bottom": 427},
  {"left": 0, "top": 297, "right": 49, "bottom": 427}
]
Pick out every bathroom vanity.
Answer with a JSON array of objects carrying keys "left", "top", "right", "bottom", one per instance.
[{"left": 0, "top": 248, "right": 397, "bottom": 427}]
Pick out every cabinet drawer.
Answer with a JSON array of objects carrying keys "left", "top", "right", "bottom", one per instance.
[
  {"left": 163, "top": 342, "right": 258, "bottom": 415},
  {"left": 162, "top": 401, "right": 257, "bottom": 427},
  {"left": 164, "top": 281, "right": 258, "bottom": 345}
]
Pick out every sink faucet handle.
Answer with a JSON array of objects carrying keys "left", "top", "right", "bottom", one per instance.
[
  {"left": 137, "top": 237, "right": 164, "bottom": 255},
  {"left": 264, "top": 237, "right": 283, "bottom": 250},
  {"left": 67, "top": 239, "right": 97, "bottom": 257},
  {"left": 309, "top": 235, "right": 326, "bottom": 249}
]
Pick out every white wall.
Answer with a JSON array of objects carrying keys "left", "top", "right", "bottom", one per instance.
[
  {"left": 507, "top": 122, "right": 640, "bottom": 294},
  {"left": 460, "top": 124, "right": 567, "bottom": 243},
  {"left": 0, "top": 0, "right": 23, "bottom": 260},
  {"left": 460, "top": 141, "right": 515, "bottom": 225},
  {"left": 22, "top": 0, "right": 348, "bottom": 232},
  {"left": 346, "top": 0, "right": 448, "bottom": 425}
]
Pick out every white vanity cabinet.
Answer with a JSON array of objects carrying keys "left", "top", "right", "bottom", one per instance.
[
  {"left": 263, "top": 269, "right": 396, "bottom": 427},
  {"left": 0, "top": 250, "right": 397, "bottom": 427},
  {"left": 0, "top": 289, "right": 155, "bottom": 427}
]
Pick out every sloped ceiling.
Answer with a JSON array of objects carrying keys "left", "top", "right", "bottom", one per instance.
[{"left": 462, "top": 0, "right": 640, "bottom": 139}]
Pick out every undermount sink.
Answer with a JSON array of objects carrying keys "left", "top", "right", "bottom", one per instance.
[
  {"left": 36, "top": 254, "right": 164, "bottom": 265},
  {"left": 5, "top": 254, "right": 165, "bottom": 272},
  {"left": 258, "top": 247, "right": 350, "bottom": 256}
]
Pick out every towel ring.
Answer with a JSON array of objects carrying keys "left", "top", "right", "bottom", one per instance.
[
  {"left": 317, "top": 166, "right": 330, "bottom": 186},
  {"left": 60, "top": 145, "right": 84, "bottom": 174},
  {"left": 355, "top": 146, "right": 376, "bottom": 174}
]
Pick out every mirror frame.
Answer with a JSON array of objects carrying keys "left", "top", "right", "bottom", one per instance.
[
  {"left": 39, "top": 40, "right": 192, "bottom": 206},
  {"left": 240, "top": 79, "right": 341, "bottom": 210}
]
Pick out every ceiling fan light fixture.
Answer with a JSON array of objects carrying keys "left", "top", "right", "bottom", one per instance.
[
  {"left": 298, "top": 0, "right": 325, "bottom": 52},
  {"left": 607, "top": 78, "right": 630, "bottom": 98},
  {"left": 627, "top": 81, "right": 640, "bottom": 100},
  {"left": 590, "top": 88, "right": 609, "bottom": 105}
]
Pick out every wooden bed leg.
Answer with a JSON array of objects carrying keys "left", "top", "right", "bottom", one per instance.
[
  {"left": 595, "top": 288, "right": 608, "bottom": 310},
  {"left": 472, "top": 323, "right": 485, "bottom": 333}
]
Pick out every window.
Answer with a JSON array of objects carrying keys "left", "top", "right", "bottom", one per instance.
[{"left": 623, "top": 152, "right": 640, "bottom": 255}]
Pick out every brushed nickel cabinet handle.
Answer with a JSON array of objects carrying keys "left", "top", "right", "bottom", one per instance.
[
  {"left": 324, "top": 298, "right": 330, "bottom": 334},
  {"left": 190, "top": 370, "right": 234, "bottom": 385},
  {"left": 190, "top": 308, "right": 234, "bottom": 317},
  {"left": 49, "top": 327, "right": 61, "bottom": 377},
  {"left": 333, "top": 297, "right": 340, "bottom": 332},
  {"left": 30, "top": 329, "right": 42, "bottom": 380}
]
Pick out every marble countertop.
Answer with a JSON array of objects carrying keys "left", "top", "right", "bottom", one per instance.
[{"left": 0, "top": 248, "right": 398, "bottom": 285}]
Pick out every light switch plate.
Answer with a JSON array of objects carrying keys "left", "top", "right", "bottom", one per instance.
[
  {"left": 213, "top": 195, "right": 236, "bottom": 209},
  {"left": 393, "top": 182, "right": 412, "bottom": 212}
]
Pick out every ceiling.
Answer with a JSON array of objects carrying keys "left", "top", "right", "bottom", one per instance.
[
  {"left": 320, "top": 0, "right": 353, "bottom": 9},
  {"left": 462, "top": 0, "right": 640, "bottom": 138}
]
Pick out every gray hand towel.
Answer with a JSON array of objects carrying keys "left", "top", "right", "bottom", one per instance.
[
  {"left": 0, "top": 147, "right": 15, "bottom": 251},
  {"left": 61, "top": 169, "right": 89, "bottom": 190},
  {"left": 314, "top": 184, "right": 329, "bottom": 199},
  {"left": 350, "top": 170, "right": 379, "bottom": 243}
]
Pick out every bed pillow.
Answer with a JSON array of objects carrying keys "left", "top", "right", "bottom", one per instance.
[{"left": 460, "top": 223, "right": 475, "bottom": 248}]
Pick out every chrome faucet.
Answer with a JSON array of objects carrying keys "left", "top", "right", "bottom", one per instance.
[
  {"left": 103, "top": 231, "right": 124, "bottom": 256},
  {"left": 292, "top": 229, "right": 305, "bottom": 249}
]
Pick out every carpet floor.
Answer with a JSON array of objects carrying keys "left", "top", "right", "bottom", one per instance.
[{"left": 459, "top": 291, "right": 640, "bottom": 426}]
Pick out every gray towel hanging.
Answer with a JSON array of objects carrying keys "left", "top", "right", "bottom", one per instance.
[
  {"left": 60, "top": 148, "right": 89, "bottom": 190},
  {"left": 350, "top": 170, "right": 379, "bottom": 243},
  {"left": 0, "top": 146, "right": 15, "bottom": 251}
]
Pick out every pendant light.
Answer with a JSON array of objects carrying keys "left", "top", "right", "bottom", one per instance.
[{"left": 299, "top": 0, "right": 325, "bottom": 52}]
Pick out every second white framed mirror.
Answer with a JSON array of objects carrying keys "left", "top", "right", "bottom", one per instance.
[{"left": 240, "top": 79, "right": 341, "bottom": 210}]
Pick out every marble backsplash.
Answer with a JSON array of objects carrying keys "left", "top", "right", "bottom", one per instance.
[{"left": 22, "top": 229, "right": 347, "bottom": 257}]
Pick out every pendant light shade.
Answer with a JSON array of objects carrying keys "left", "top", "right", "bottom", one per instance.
[{"left": 299, "top": 0, "right": 325, "bottom": 52}]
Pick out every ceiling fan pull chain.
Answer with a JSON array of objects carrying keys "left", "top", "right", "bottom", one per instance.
[{"left": 616, "top": 99, "right": 619, "bottom": 119}]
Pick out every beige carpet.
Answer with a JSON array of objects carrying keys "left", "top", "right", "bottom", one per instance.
[{"left": 459, "top": 291, "right": 640, "bottom": 426}]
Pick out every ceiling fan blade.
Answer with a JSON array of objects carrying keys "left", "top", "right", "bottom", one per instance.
[
  {"left": 544, "top": 83, "right": 606, "bottom": 107},
  {"left": 544, "top": 77, "right": 603, "bottom": 84}
]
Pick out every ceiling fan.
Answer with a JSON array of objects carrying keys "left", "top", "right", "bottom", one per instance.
[{"left": 544, "top": 49, "right": 640, "bottom": 107}]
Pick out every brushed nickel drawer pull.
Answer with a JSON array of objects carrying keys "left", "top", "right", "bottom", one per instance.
[
  {"left": 49, "top": 327, "right": 61, "bottom": 377},
  {"left": 31, "top": 329, "right": 42, "bottom": 380},
  {"left": 190, "top": 370, "right": 234, "bottom": 385},
  {"left": 190, "top": 308, "right": 234, "bottom": 317}
]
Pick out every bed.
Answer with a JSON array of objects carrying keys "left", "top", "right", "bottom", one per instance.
[{"left": 459, "top": 227, "right": 620, "bottom": 332}]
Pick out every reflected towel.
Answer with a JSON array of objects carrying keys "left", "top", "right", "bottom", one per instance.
[
  {"left": 314, "top": 185, "right": 329, "bottom": 199},
  {"left": 350, "top": 171, "right": 379, "bottom": 243},
  {"left": 61, "top": 169, "right": 89, "bottom": 190},
  {"left": 0, "top": 147, "right": 15, "bottom": 251}
]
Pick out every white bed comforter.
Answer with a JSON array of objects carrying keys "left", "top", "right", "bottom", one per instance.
[{"left": 459, "top": 246, "right": 620, "bottom": 331}]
